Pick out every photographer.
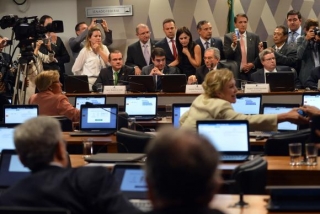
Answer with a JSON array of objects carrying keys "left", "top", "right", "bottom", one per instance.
[
  {"left": 0, "top": 35, "right": 14, "bottom": 96},
  {"left": 69, "top": 18, "right": 112, "bottom": 58},
  {"left": 297, "top": 19, "right": 320, "bottom": 86}
]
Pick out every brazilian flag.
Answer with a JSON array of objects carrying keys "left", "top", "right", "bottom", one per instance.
[{"left": 227, "top": 0, "right": 235, "bottom": 33}]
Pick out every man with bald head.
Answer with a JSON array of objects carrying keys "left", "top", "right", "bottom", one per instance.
[{"left": 125, "top": 24, "right": 157, "bottom": 75}]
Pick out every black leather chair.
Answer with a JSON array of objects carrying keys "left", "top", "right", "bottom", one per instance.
[
  {"left": 220, "top": 60, "right": 239, "bottom": 87},
  {"left": 117, "top": 112, "right": 129, "bottom": 130},
  {"left": 264, "top": 129, "right": 311, "bottom": 156},
  {"left": 116, "top": 128, "right": 154, "bottom": 153},
  {"left": 229, "top": 156, "right": 267, "bottom": 207},
  {"left": 51, "top": 116, "right": 73, "bottom": 132},
  {"left": 0, "top": 207, "right": 70, "bottom": 214}
]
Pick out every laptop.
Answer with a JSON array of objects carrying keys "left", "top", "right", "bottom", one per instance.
[
  {"left": 231, "top": 94, "right": 261, "bottom": 115},
  {"left": 112, "top": 163, "right": 151, "bottom": 211},
  {"left": 159, "top": 74, "right": 187, "bottom": 93},
  {"left": 3, "top": 105, "right": 38, "bottom": 124},
  {"left": 262, "top": 103, "right": 300, "bottom": 131},
  {"left": 302, "top": 92, "right": 320, "bottom": 108},
  {"left": 127, "top": 75, "right": 156, "bottom": 92},
  {"left": 69, "top": 104, "right": 118, "bottom": 136},
  {"left": 74, "top": 95, "right": 106, "bottom": 109},
  {"left": 85, "top": 153, "right": 146, "bottom": 163},
  {"left": 0, "top": 207, "right": 70, "bottom": 214},
  {"left": 0, "top": 150, "right": 31, "bottom": 191},
  {"left": 267, "top": 186, "right": 320, "bottom": 212},
  {"left": 172, "top": 103, "right": 191, "bottom": 128},
  {"left": 0, "top": 125, "right": 16, "bottom": 153},
  {"left": 266, "top": 71, "right": 295, "bottom": 92},
  {"left": 64, "top": 75, "right": 90, "bottom": 93},
  {"left": 124, "top": 95, "right": 157, "bottom": 121},
  {"left": 197, "top": 120, "right": 250, "bottom": 162}
]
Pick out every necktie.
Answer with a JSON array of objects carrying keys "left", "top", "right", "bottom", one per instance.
[
  {"left": 114, "top": 72, "right": 118, "bottom": 85},
  {"left": 205, "top": 41, "right": 210, "bottom": 49},
  {"left": 289, "top": 31, "right": 296, "bottom": 43},
  {"left": 171, "top": 40, "right": 177, "bottom": 59},
  {"left": 143, "top": 44, "right": 150, "bottom": 65},
  {"left": 240, "top": 34, "right": 247, "bottom": 69}
]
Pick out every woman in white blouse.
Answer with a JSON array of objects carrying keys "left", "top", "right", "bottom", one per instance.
[{"left": 72, "top": 27, "right": 110, "bottom": 89}]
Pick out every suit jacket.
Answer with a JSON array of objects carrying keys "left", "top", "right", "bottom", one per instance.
[
  {"left": 125, "top": 40, "right": 157, "bottom": 69},
  {"left": 296, "top": 36, "right": 320, "bottom": 86},
  {"left": 180, "top": 94, "right": 277, "bottom": 132},
  {"left": 155, "top": 38, "right": 176, "bottom": 65},
  {"left": 250, "top": 66, "right": 302, "bottom": 88},
  {"left": 195, "top": 63, "right": 225, "bottom": 84},
  {"left": 93, "top": 65, "right": 134, "bottom": 91},
  {"left": 305, "top": 66, "right": 320, "bottom": 89},
  {"left": 0, "top": 165, "right": 137, "bottom": 214},
  {"left": 195, "top": 37, "right": 225, "bottom": 65},
  {"left": 223, "top": 32, "right": 260, "bottom": 79},
  {"left": 141, "top": 64, "right": 180, "bottom": 90},
  {"left": 272, "top": 43, "right": 297, "bottom": 68}
]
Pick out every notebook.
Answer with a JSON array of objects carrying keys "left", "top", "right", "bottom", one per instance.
[
  {"left": 0, "top": 150, "right": 31, "bottom": 190},
  {"left": 172, "top": 103, "right": 191, "bottom": 128},
  {"left": 0, "top": 125, "right": 16, "bottom": 153},
  {"left": 128, "top": 75, "right": 156, "bottom": 92},
  {"left": 69, "top": 104, "right": 118, "bottom": 136},
  {"left": 231, "top": 94, "right": 262, "bottom": 115},
  {"left": 302, "top": 92, "right": 320, "bottom": 108},
  {"left": 266, "top": 71, "right": 295, "bottom": 92},
  {"left": 64, "top": 75, "right": 90, "bottom": 93},
  {"left": 74, "top": 95, "right": 106, "bottom": 109},
  {"left": 3, "top": 105, "right": 38, "bottom": 124},
  {"left": 262, "top": 103, "right": 300, "bottom": 131},
  {"left": 124, "top": 95, "right": 157, "bottom": 121},
  {"left": 197, "top": 120, "right": 250, "bottom": 162},
  {"left": 112, "top": 163, "right": 151, "bottom": 211},
  {"left": 159, "top": 74, "right": 187, "bottom": 93}
]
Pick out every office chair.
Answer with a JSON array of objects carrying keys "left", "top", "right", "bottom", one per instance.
[
  {"left": 0, "top": 207, "right": 70, "bottom": 214},
  {"left": 264, "top": 128, "right": 310, "bottom": 156},
  {"left": 220, "top": 60, "right": 239, "bottom": 87},
  {"left": 229, "top": 156, "right": 267, "bottom": 207},
  {"left": 117, "top": 112, "right": 129, "bottom": 130},
  {"left": 116, "top": 128, "right": 154, "bottom": 153},
  {"left": 51, "top": 116, "right": 73, "bottom": 132}
]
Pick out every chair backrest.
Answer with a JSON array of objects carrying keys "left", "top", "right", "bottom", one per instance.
[
  {"left": 220, "top": 60, "right": 239, "bottom": 87},
  {"left": 117, "top": 112, "right": 129, "bottom": 130},
  {"left": 116, "top": 128, "right": 154, "bottom": 153},
  {"left": 264, "top": 128, "right": 311, "bottom": 156},
  {"left": 231, "top": 156, "right": 268, "bottom": 194},
  {"left": 0, "top": 207, "right": 70, "bottom": 214},
  {"left": 52, "top": 116, "right": 73, "bottom": 132}
]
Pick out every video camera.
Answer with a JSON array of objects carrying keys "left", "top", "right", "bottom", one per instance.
[{"left": 312, "top": 27, "right": 320, "bottom": 37}]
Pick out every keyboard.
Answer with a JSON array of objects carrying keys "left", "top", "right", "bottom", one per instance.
[
  {"left": 249, "top": 131, "right": 279, "bottom": 138},
  {"left": 221, "top": 155, "right": 248, "bottom": 162},
  {"left": 130, "top": 199, "right": 152, "bottom": 212}
]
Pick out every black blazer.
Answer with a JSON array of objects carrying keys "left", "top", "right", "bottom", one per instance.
[
  {"left": 195, "top": 37, "right": 225, "bottom": 65},
  {"left": 195, "top": 63, "right": 225, "bottom": 84},
  {"left": 125, "top": 40, "right": 157, "bottom": 69},
  {"left": 272, "top": 43, "right": 297, "bottom": 68},
  {"left": 155, "top": 38, "right": 175, "bottom": 65},
  {"left": 93, "top": 65, "right": 134, "bottom": 91}
]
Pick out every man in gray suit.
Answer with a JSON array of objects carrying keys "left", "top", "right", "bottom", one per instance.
[
  {"left": 223, "top": 13, "right": 260, "bottom": 81},
  {"left": 286, "top": 10, "right": 303, "bottom": 44},
  {"left": 142, "top": 47, "right": 180, "bottom": 91}
]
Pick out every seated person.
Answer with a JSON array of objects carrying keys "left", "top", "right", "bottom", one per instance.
[
  {"left": 141, "top": 127, "right": 225, "bottom": 214},
  {"left": 29, "top": 70, "right": 80, "bottom": 122},
  {"left": 251, "top": 48, "right": 301, "bottom": 88},
  {"left": 180, "top": 69, "right": 308, "bottom": 131},
  {"left": 142, "top": 47, "right": 180, "bottom": 91},
  {"left": 0, "top": 116, "right": 138, "bottom": 214},
  {"left": 305, "top": 66, "right": 320, "bottom": 89},
  {"left": 93, "top": 50, "right": 134, "bottom": 91}
]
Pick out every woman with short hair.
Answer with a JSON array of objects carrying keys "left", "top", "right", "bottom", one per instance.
[{"left": 29, "top": 70, "right": 80, "bottom": 122}]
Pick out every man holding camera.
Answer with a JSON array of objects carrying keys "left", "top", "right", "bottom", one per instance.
[
  {"left": 69, "top": 18, "right": 112, "bottom": 58},
  {"left": 297, "top": 19, "right": 320, "bottom": 86}
]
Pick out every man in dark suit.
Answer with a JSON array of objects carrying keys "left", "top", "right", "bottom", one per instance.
[
  {"left": 140, "top": 128, "right": 224, "bottom": 214},
  {"left": 223, "top": 13, "right": 260, "bottom": 81},
  {"left": 195, "top": 20, "right": 224, "bottom": 66},
  {"left": 188, "top": 47, "right": 236, "bottom": 85},
  {"left": 251, "top": 48, "right": 301, "bottom": 88},
  {"left": 0, "top": 116, "right": 138, "bottom": 214},
  {"left": 142, "top": 47, "right": 180, "bottom": 91},
  {"left": 125, "top": 24, "right": 156, "bottom": 75},
  {"left": 155, "top": 18, "right": 177, "bottom": 65},
  {"left": 93, "top": 50, "right": 134, "bottom": 91}
]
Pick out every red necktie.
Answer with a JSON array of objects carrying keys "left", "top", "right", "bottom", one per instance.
[{"left": 171, "top": 40, "right": 177, "bottom": 59}]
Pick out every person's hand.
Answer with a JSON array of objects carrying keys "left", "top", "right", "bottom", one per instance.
[
  {"left": 305, "top": 28, "right": 315, "bottom": 41},
  {"left": 242, "top": 63, "right": 254, "bottom": 73},
  {"left": 282, "top": 108, "right": 309, "bottom": 125},
  {"left": 134, "top": 67, "right": 142, "bottom": 75},
  {"left": 182, "top": 47, "right": 190, "bottom": 56},
  {"left": 35, "top": 40, "right": 43, "bottom": 50},
  {"left": 92, "top": 43, "right": 101, "bottom": 53},
  {"left": 258, "top": 42, "right": 264, "bottom": 52},
  {"left": 49, "top": 32, "right": 57, "bottom": 44},
  {"left": 150, "top": 67, "right": 162, "bottom": 76},
  {"left": 101, "top": 19, "right": 109, "bottom": 32},
  {"left": 187, "top": 75, "right": 197, "bottom": 84},
  {"left": 0, "top": 37, "right": 8, "bottom": 48},
  {"left": 300, "top": 105, "right": 320, "bottom": 117},
  {"left": 89, "top": 19, "right": 97, "bottom": 30},
  {"left": 232, "top": 33, "right": 238, "bottom": 46}
]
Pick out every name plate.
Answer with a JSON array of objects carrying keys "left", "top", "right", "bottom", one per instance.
[
  {"left": 185, "top": 85, "right": 204, "bottom": 94},
  {"left": 103, "top": 86, "right": 126, "bottom": 94},
  {"left": 244, "top": 84, "right": 270, "bottom": 93}
]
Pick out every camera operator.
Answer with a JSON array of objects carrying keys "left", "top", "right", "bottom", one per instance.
[
  {"left": 0, "top": 35, "right": 14, "bottom": 96},
  {"left": 297, "top": 19, "right": 320, "bottom": 87},
  {"left": 69, "top": 18, "right": 112, "bottom": 58},
  {"left": 39, "top": 15, "right": 70, "bottom": 86}
]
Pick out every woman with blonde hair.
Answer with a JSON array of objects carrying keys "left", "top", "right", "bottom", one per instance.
[
  {"left": 29, "top": 70, "right": 80, "bottom": 122},
  {"left": 180, "top": 69, "right": 307, "bottom": 131},
  {"left": 72, "top": 27, "right": 110, "bottom": 89}
]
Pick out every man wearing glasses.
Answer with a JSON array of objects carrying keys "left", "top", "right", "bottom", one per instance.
[
  {"left": 286, "top": 10, "right": 303, "bottom": 44},
  {"left": 125, "top": 24, "right": 157, "bottom": 75}
]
